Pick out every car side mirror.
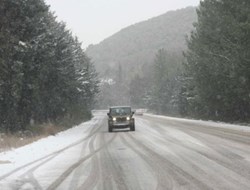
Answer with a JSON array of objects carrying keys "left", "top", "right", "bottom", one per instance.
[
  {"left": 107, "top": 113, "right": 110, "bottom": 117},
  {"left": 132, "top": 111, "right": 135, "bottom": 115}
]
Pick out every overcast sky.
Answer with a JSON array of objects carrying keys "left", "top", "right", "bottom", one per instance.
[{"left": 44, "top": 0, "right": 200, "bottom": 49}]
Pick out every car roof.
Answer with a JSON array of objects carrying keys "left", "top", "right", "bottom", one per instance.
[{"left": 109, "top": 106, "right": 131, "bottom": 109}]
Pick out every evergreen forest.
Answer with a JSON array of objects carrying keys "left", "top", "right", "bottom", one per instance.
[
  {"left": 181, "top": 0, "right": 250, "bottom": 121},
  {"left": 0, "top": 0, "right": 99, "bottom": 133}
]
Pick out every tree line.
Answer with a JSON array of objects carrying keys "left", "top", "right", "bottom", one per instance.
[
  {"left": 130, "top": 0, "right": 250, "bottom": 122},
  {"left": 0, "top": 0, "right": 99, "bottom": 133}
]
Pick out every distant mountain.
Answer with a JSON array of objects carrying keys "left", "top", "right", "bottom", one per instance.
[{"left": 86, "top": 7, "right": 197, "bottom": 78}]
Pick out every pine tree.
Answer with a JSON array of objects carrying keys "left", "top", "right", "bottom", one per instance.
[
  {"left": 184, "top": 0, "right": 250, "bottom": 121},
  {"left": 147, "top": 49, "right": 182, "bottom": 114},
  {"left": 0, "top": 0, "right": 99, "bottom": 132}
]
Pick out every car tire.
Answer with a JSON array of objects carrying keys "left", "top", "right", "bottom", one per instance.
[
  {"left": 130, "top": 124, "right": 135, "bottom": 131},
  {"left": 108, "top": 125, "right": 113, "bottom": 132}
]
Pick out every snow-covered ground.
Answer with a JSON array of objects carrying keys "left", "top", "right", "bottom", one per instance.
[
  {"left": 145, "top": 113, "right": 250, "bottom": 132},
  {"left": 0, "top": 116, "right": 100, "bottom": 175}
]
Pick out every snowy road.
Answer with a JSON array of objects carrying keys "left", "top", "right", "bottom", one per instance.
[{"left": 1, "top": 111, "right": 250, "bottom": 190}]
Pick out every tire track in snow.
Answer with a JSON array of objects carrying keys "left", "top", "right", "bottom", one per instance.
[
  {"left": 124, "top": 132, "right": 212, "bottom": 190},
  {"left": 120, "top": 133, "right": 173, "bottom": 190},
  {"left": 98, "top": 132, "right": 116, "bottom": 190},
  {"left": 76, "top": 133, "right": 101, "bottom": 190},
  {"left": 0, "top": 117, "right": 104, "bottom": 184},
  {"left": 47, "top": 132, "right": 117, "bottom": 190},
  {"left": 98, "top": 133, "right": 130, "bottom": 190},
  {"left": 136, "top": 117, "right": 250, "bottom": 190}
]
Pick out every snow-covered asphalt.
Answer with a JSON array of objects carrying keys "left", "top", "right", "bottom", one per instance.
[{"left": 1, "top": 110, "right": 250, "bottom": 190}]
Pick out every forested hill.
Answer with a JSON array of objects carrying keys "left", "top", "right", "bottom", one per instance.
[{"left": 86, "top": 6, "right": 197, "bottom": 77}]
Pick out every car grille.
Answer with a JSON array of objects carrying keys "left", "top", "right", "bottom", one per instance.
[{"left": 116, "top": 117, "right": 126, "bottom": 122}]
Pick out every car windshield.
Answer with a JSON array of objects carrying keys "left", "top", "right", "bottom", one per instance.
[{"left": 110, "top": 107, "right": 131, "bottom": 116}]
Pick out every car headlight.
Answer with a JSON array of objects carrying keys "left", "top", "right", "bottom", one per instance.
[
  {"left": 113, "top": 117, "right": 116, "bottom": 121},
  {"left": 126, "top": 117, "right": 130, "bottom": 121}
]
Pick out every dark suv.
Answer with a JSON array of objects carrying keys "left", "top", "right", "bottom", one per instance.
[{"left": 107, "top": 106, "right": 135, "bottom": 132}]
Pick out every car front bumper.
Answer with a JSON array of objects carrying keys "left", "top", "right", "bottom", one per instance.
[{"left": 111, "top": 121, "right": 131, "bottom": 128}]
